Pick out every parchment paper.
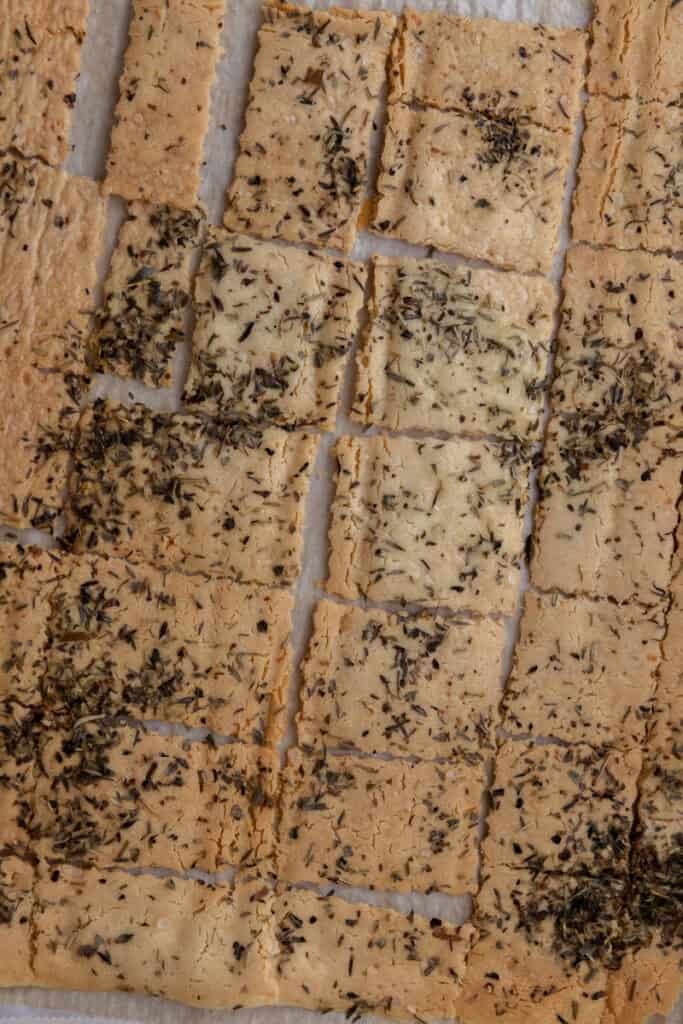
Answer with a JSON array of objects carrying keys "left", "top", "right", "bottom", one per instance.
[{"left": 0, "top": 0, "right": 680, "bottom": 1022}]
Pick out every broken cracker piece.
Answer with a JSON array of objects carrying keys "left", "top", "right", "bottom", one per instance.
[
  {"left": 105, "top": 0, "right": 224, "bottom": 210},
  {"left": 183, "top": 229, "right": 366, "bottom": 428},
  {"left": 327, "top": 433, "right": 530, "bottom": 613},
  {"left": 224, "top": 1, "right": 396, "bottom": 252}
]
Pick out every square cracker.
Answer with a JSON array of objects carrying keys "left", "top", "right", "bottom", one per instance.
[
  {"left": 105, "top": 0, "right": 224, "bottom": 210},
  {"left": 390, "top": 10, "right": 586, "bottom": 132},
  {"left": 532, "top": 416, "right": 683, "bottom": 605},
  {"left": 0, "top": 1, "right": 89, "bottom": 165},
  {"left": 372, "top": 103, "right": 573, "bottom": 274},
  {"left": 551, "top": 245, "right": 683, "bottom": 428},
  {"left": 297, "top": 601, "right": 505, "bottom": 760},
  {"left": 587, "top": 0, "right": 683, "bottom": 104},
  {"left": 183, "top": 229, "right": 366, "bottom": 429},
  {"left": 457, "top": 866, "right": 611, "bottom": 1024},
  {"left": 270, "top": 886, "right": 473, "bottom": 1020},
  {"left": 224, "top": 2, "right": 396, "bottom": 252},
  {"left": 573, "top": 97, "right": 682, "bottom": 255},
  {"left": 65, "top": 399, "right": 316, "bottom": 587},
  {"left": 502, "top": 591, "right": 665, "bottom": 749},
  {"left": 327, "top": 434, "right": 531, "bottom": 613},
  {"left": 0, "top": 156, "right": 105, "bottom": 372},
  {"left": 353, "top": 256, "right": 554, "bottom": 439},
  {"left": 277, "top": 748, "right": 483, "bottom": 895},
  {"left": 485, "top": 741, "right": 642, "bottom": 877},
  {"left": 90, "top": 203, "right": 205, "bottom": 387},
  {"left": 0, "top": 856, "right": 35, "bottom": 988},
  {"left": 39, "top": 553, "right": 293, "bottom": 743},
  {"left": 33, "top": 868, "right": 278, "bottom": 1008}
]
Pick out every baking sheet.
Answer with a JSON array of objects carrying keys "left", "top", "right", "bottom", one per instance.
[{"left": 0, "top": 0, "right": 680, "bottom": 1022}]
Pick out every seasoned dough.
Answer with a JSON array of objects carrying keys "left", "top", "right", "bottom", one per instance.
[
  {"left": 372, "top": 102, "right": 574, "bottom": 274},
  {"left": 90, "top": 203, "right": 206, "bottom": 387},
  {"left": 270, "top": 885, "right": 473, "bottom": 1020},
  {"left": 183, "top": 229, "right": 366, "bottom": 428},
  {"left": 485, "top": 741, "right": 641, "bottom": 876},
  {"left": 105, "top": 0, "right": 224, "bottom": 210},
  {"left": 390, "top": 10, "right": 586, "bottom": 131},
  {"left": 587, "top": 0, "right": 683, "bottom": 103},
  {"left": 353, "top": 256, "right": 555, "bottom": 438},
  {"left": 224, "top": 1, "right": 396, "bottom": 252},
  {"left": 65, "top": 399, "right": 316, "bottom": 586},
  {"left": 0, "top": 545, "right": 54, "bottom": 705},
  {"left": 573, "top": 97, "right": 682, "bottom": 254},
  {"left": 0, "top": 0, "right": 89, "bottom": 165},
  {"left": 532, "top": 416, "right": 683, "bottom": 605},
  {"left": 0, "top": 699, "right": 41, "bottom": 851},
  {"left": 327, "top": 434, "right": 530, "bottom": 613},
  {"left": 277, "top": 748, "right": 483, "bottom": 894},
  {"left": 297, "top": 601, "right": 505, "bottom": 759},
  {"left": 0, "top": 855, "right": 35, "bottom": 988},
  {"left": 502, "top": 591, "right": 665, "bottom": 749},
  {"left": 602, "top": 944, "right": 683, "bottom": 1024}
]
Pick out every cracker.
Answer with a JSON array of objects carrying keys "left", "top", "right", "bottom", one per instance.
[
  {"left": 105, "top": 0, "right": 224, "bottom": 210},
  {"left": 297, "top": 601, "right": 505, "bottom": 759},
  {"left": 270, "top": 886, "right": 473, "bottom": 1020},
  {"left": 602, "top": 944, "right": 683, "bottom": 1024},
  {"left": 390, "top": 10, "right": 586, "bottom": 132},
  {"left": 277, "top": 748, "right": 483, "bottom": 895},
  {"left": 0, "top": 699, "right": 44, "bottom": 851},
  {"left": 485, "top": 741, "right": 641, "bottom": 876},
  {"left": 90, "top": 203, "right": 205, "bottom": 387},
  {"left": 0, "top": 156, "right": 105, "bottom": 373},
  {"left": 353, "top": 256, "right": 554, "bottom": 438},
  {"left": 372, "top": 103, "right": 573, "bottom": 274},
  {"left": 183, "top": 229, "right": 366, "bottom": 428},
  {"left": 0, "top": 545, "right": 54, "bottom": 706},
  {"left": 502, "top": 591, "right": 665, "bottom": 749},
  {"left": 587, "top": 0, "right": 683, "bottom": 103},
  {"left": 65, "top": 399, "right": 316, "bottom": 586},
  {"left": 0, "top": 855, "right": 35, "bottom": 988},
  {"left": 551, "top": 245, "right": 683, "bottom": 428},
  {"left": 633, "top": 700, "right": 682, "bottom": 886},
  {"left": 532, "top": 416, "right": 683, "bottom": 605},
  {"left": 327, "top": 434, "right": 530, "bottom": 612},
  {"left": 224, "top": 1, "right": 396, "bottom": 252},
  {"left": 457, "top": 866, "right": 611, "bottom": 1024},
  {"left": 573, "top": 97, "right": 682, "bottom": 254},
  {"left": 33, "top": 868, "right": 277, "bottom": 1008},
  {"left": 0, "top": 1, "right": 89, "bottom": 165}
]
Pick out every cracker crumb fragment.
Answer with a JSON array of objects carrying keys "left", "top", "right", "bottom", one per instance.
[
  {"left": 105, "top": 0, "right": 224, "bottom": 210},
  {"left": 327, "top": 433, "right": 531, "bottom": 613},
  {"left": 183, "top": 229, "right": 366, "bottom": 428},
  {"left": 224, "top": 1, "right": 396, "bottom": 252}
]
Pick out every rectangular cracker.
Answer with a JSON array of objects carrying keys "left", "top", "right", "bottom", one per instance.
[
  {"left": 327, "top": 434, "right": 531, "bottom": 613},
  {"left": 34, "top": 721, "right": 277, "bottom": 871},
  {"left": 0, "top": 156, "right": 106, "bottom": 372},
  {"left": 224, "top": 1, "right": 396, "bottom": 252},
  {"left": 0, "top": 545, "right": 54, "bottom": 706},
  {"left": 371, "top": 103, "right": 573, "bottom": 274},
  {"left": 390, "top": 10, "right": 586, "bottom": 131},
  {"left": 65, "top": 399, "right": 316, "bottom": 586},
  {"left": 532, "top": 415, "right": 683, "bottom": 605},
  {"left": 573, "top": 97, "right": 682, "bottom": 254},
  {"left": 33, "top": 868, "right": 278, "bottom": 1008},
  {"left": 458, "top": 866, "right": 611, "bottom": 1024},
  {"left": 90, "top": 203, "right": 206, "bottom": 387},
  {"left": 270, "top": 886, "right": 473, "bottom": 1020},
  {"left": 297, "top": 601, "right": 505, "bottom": 759},
  {"left": 353, "top": 256, "right": 555, "bottom": 439},
  {"left": 0, "top": 855, "right": 35, "bottom": 988},
  {"left": 587, "top": 0, "right": 682, "bottom": 103},
  {"left": 0, "top": 1, "right": 89, "bottom": 165},
  {"left": 485, "top": 741, "right": 641, "bottom": 876},
  {"left": 40, "top": 553, "right": 293, "bottom": 743},
  {"left": 277, "top": 748, "right": 483, "bottom": 895},
  {"left": 552, "top": 245, "right": 683, "bottom": 427},
  {"left": 104, "top": 0, "right": 224, "bottom": 210},
  {"left": 502, "top": 591, "right": 665, "bottom": 749},
  {"left": 183, "top": 229, "right": 366, "bottom": 429}
]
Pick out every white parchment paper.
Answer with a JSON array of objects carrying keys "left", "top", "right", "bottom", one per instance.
[{"left": 0, "top": 0, "right": 680, "bottom": 1022}]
